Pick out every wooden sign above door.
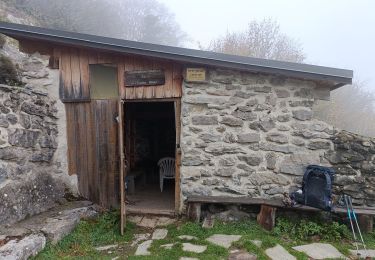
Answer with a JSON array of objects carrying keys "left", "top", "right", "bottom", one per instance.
[{"left": 125, "top": 70, "right": 165, "bottom": 87}]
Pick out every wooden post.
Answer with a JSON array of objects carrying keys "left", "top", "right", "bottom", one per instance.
[
  {"left": 118, "top": 99, "right": 126, "bottom": 235},
  {"left": 358, "top": 215, "right": 373, "bottom": 234},
  {"left": 187, "top": 202, "right": 201, "bottom": 222},
  {"left": 257, "top": 205, "right": 276, "bottom": 231}
]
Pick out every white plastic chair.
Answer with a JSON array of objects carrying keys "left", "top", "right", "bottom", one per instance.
[{"left": 158, "top": 157, "right": 175, "bottom": 192}]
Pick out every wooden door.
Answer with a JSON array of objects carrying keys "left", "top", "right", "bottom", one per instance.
[
  {"left": 174, "top": 99, "right": 181, "bottom": 212},
  {"left": 118, "top": 99, "right": 126, "bottom": 235}
]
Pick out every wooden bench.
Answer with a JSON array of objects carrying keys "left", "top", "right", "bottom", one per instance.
[{"left": 186, "top": 196, "right": 375, "bottom": 233}]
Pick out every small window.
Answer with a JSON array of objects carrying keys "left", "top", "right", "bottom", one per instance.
[{"left": 89, "top": 64, "right": 118, "bottom": 99}]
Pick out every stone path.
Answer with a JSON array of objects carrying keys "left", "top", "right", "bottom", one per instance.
[
  {"left": 206, "top": 234, "right": 242, "bottom": 248},
  {"left": 135, "top": 240, "right": 153, "bottom": 256},
  {"left": 152, "top": 229, "right": 168, "bottom": 240},
  {"left": 178, "top": 235, "right": 198, "bottom": 241},
  {"left": 350, "top": 249, "right": 375, "bottom": 258},
  {"left": 265, "top": 244, "right": 296, "bottom": 260},
  {"left": 293, "top": 243, "right": 345, "bottom": 259},
  {"left": 228, "top": 249, "right": 257, "bottom": 260},
  {"left": 182, "top": 243, "right": 207, "bottom": 253},
  {"left": 128, "top": 215, "right": 175, "bottom": 228},
  {"left": 0, "top": 200, "right": 97, "bottom": 260}
]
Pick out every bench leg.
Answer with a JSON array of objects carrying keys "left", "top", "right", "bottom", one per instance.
[
  {"left": 187, "top": 203, "right": 201, "bottom": 222},
  {"left": 257, "top": 205, "right": 276, "bottom": 231},
  {"left": 358, "top": 215, "right": 373, "bottom": 234}
]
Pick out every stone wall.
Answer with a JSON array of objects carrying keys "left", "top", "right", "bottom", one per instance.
[
  {"left": 179, "top": 68, "right": 374, "bottom": 209},
  {"left": 0, "top": 51, "right": 77, "bottom": 225}
]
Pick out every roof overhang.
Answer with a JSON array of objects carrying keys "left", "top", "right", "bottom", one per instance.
[{"left": 0, "top": 22, "right": 353, "bottom": 88}]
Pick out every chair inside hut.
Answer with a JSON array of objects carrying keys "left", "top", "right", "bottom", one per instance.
[{"left": 124, "top": 102, "right": 176, "bottom": 214}]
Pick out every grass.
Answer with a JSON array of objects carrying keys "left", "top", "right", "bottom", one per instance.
[{"left": 32, "top": 210, "right": 375, "bottom": 260}]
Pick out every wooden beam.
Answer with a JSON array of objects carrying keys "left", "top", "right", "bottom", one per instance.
[{"left": 257, "top": 205, "right": 276, "bottom": 231}]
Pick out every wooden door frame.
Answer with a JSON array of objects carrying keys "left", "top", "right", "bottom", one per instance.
[{"left": 120, "top": 98, "right": 182, "bottom": 216}]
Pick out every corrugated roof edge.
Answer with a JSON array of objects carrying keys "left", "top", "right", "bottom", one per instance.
[{"left": 0, "top": 22, "right": 353, "bottom": 87}]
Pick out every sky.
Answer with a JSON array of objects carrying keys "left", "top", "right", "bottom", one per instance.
[{"left": 159, "top": 0, "right": 375, "bottom": 91}]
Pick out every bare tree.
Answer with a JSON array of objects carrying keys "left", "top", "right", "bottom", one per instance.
[
  {"left": 206, "top": 18, "right": 305, "bottom": 62},
  {"left": 7, "top": 0, "right": 187, "bottom": 46},
  {"left": 314, "top": 82, "right": 375, "bottom": 137}
]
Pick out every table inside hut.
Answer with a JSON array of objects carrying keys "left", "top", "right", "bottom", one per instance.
[{"left": 124, "top": 102, "right": 176, "bottom": 215}]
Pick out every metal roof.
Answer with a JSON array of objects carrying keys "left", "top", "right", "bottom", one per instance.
[{"left": 0, "top": 22, "right": 353, "bottom": 87}]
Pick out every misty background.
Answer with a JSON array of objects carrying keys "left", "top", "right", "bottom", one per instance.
[{"left": 2, "top": 0, "right": 374, "bottom": 136}]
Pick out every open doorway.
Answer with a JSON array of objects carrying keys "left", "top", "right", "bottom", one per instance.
[{"left": 123, "top": 101, "right": 176, "bottom": 215}]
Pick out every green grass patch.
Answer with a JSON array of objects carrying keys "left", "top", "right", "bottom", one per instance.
[{"left": 33, "top": 211, "right": 375, "bottom": 260}]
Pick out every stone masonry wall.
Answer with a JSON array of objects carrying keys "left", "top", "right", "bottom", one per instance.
[
  {"left": 180, "top": 68, "right": 375, "bottom": 209},
  {"left": 0, "top": 51, "right": 77, "bottom": 225}
]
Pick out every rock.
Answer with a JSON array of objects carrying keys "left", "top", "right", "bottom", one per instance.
[
  {"left": 292, "top": 243, "right": 344, "bottom": 259},
  {"left": 19, "top": 113, "right": 31, "bottom": 129},
  {"left": 221, "top": 116, "right": 243, "bottom": 127},
  {"left": 135, "top": 240, "right": 153, "bottom": 256},
  {"left": 206, "top": 234, "right": 242, "bottom": 248},
  {"left": 349, "top": 249, "right": 375, "bottom": 258},
  {"left": 251, "top": 240, "right": 262, "bottom": 248},
  {"left": 215, "top": 167, "right": 236, "bottom": 177},
  {"left": 151, "top": 229, "right": 168, "bottom": 240},
  {"left": 254, "top": 86, "right": 271, "bottom": 93},
  {"left": 20, "top": 102, "right": 46, "bottom": 117},
  {"left": 0, "top": 115, "right": 9, "bottom": 128},
  {"left": 202, "top": 216, "right": 215, "bottom": 228},
  {"left": 213, "top": 207, "right": 250, "bottom": 221},
  {"left": 199, "top": 133, "right": 221, "bottom": 143},
  {"left": 0, "top": 146, "right": 29, "bottom": 162},
  {"left": 234, "top": 91, "right": 254, "bottom": 99},
  {"left": 266, "top": 133, "right": 288, "bottom": 144},
  {"left": 265, "top": 152, "right": 277, "bottom": 170},
  {"left": 160, "top": 243, "right": 176, "bottom": 249},
  {"left": 289, "top": 100, "right": 314, "bottom": 107},
  {"left": 192, "top": 116, "right": 218, "bottom": 125},
  {"left": 182, "top": 243, "right": 207, "bottom": 253},
  {"left": 178, "top": 235, "right": 198, "bottom": 241},
  {"left": 279, "top": 154, "right": 320, "bottom": 175},
  {"left": 6, "top": 114, "right": 18, "bottom": 125},
  {"left": 237, "top": 133, "right": 260, "bottom": 143},
  {"left": 30, "top": 148, "right": 55, "bottom": 162},
  {"left": 0, "top": 233, "right": 46, "bottom": 260},
  {"left": 294, "top": 88, "right": 313, "bottom": 98},
  {"left": 265, "top": 244, "right": 296, "bottom": 260},
  {"left": 95, "top": 244, "right": 118, "bottom": 251},
  {"left": 39, "top": 134, "right": 57, "bottom": 148},
  {"left": 8, "top": 129, "right": 40, "bottom": 148},
  {"left": 260, "top": 143, "right": 297, "bottom": 154},
  {"left": 228, "top": 249, "right": 257, "bottom": 260},
  {"left": 307, "top": 140, "right": 331, "bottom": 150},
  {"left": 205, "top": 144, "right": 244, "bottom": 155},
  {"left": 249, "top": 119, "right": 275, "bottom": 132},
  {"left": 238, "top": 155, "right": 263, "bottom": 166},
  {"left": 183, "top": 156, "right": 204, "bottom": 166},
  {"left": 179, "top": 257, "right": 199, "bottom": 260},
  {"left": 277, "top": 114, "right": 290, "bottom": 122},
  {"left": 131, "top": 233, "right": 151, "bottom": 247},
  {"left": 219, "top": 157, "right": 236, "bottom": 166},
  {"left": 275, "top": 89, "right": 290, "bottom": 98},
  {"left": 232, "top": 110, "right": 257, "bottom": 121},
  {"left": 292, "top": 109, "right": 313, "bottom": 121}
]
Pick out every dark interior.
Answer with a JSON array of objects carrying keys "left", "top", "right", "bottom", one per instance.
[{"left": 124, "top": 101, "right": 176, "bottom": 213}]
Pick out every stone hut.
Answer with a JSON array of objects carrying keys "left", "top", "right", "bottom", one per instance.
[{"left": 0, "top": 22, "right": 373, "bottom": 231}]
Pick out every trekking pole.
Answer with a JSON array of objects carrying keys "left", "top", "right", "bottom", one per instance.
[
  {"left": 344, "top": 195, "right": 359, "bottom": 255},
  {"left": 348, "top": 196, "right": 367, "bottom": 254}
]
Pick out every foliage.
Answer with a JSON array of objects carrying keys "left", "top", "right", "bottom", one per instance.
[
  {"left": 314, "top": 82, "right": 375, "bottom": 137},
  {"left": 273, "top": 217, "right": 350, "bottom": 241},
  {"left": 0, "top": 54, "right": 21, "bottom": 85},
  {"left": 7, "top": 0, "right": 187, "bottom": 46},
  {"left": 205, "top": 18, "right": 305, "bottom": 63}
]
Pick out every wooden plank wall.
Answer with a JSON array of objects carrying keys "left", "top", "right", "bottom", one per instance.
[
  {"left": 119, "top": 56, "right": 183, "bottom": 99},
  {"left": 65, "top": 100, "right": 119, "bottom": 208}
]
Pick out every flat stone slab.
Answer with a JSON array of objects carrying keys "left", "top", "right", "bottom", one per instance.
[
  {"left": 135, "top": 240, "right": 153, "bottom": 256},
  {"left": 152, "top": 229, "right": 168, "bottom": 240},
  {"left": 228, "top": 249, "right": 257, "bottom": 260},
  {"left": 161, "top": 243, "right": 176, "bottom": 250},
  {"left": 265, "top": 244, "right": 296, "bottom": 260},
  {"left": 251, "top": 240, "right": 262, "bottom": 248},
  {"left": 179, "top": 257, "right": 199, "bottom": 260},
  {"left": 178, "top": 235, "right": 198, "bottom": 241},
  {"left": 350, "top": 249, "right": 375, "bottom": 258},
  {"left": 131, "top": 233, "right": 150, "bottom": 247},
  {"left": 95, "top": 244, "right": 118, "bottom": 251},
  {"left": 0, "top": 233, "right": 46, "bottom": 260},
  {"left": 182, "top": 243, "right": 207, "bottom": 253},
  {"left": 128, "top": 216, "right": 175, "bottom": 228},
  {"left": 206, "top": 234, "right": 242, "bottom": 248},
  {"left": 293, "top": 243, "right": 344, "bottom": 259}
]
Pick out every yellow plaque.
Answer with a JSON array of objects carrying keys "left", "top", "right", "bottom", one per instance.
[{"left": 186, "top": 68, "right": 206, "bottom": 82}]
